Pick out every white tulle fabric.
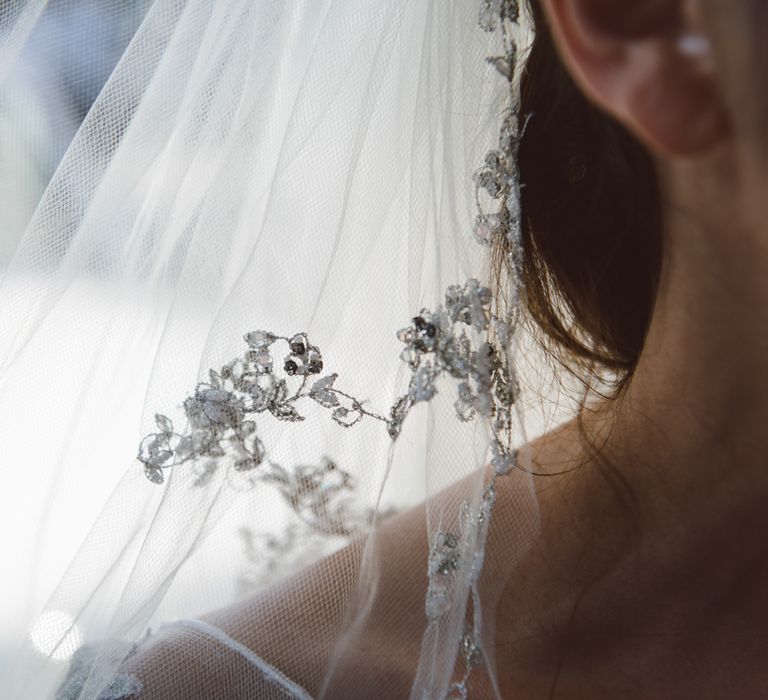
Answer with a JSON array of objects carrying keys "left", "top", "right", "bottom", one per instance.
[{"left": 0, "top": 1, "right": 548, "bottom": 698}]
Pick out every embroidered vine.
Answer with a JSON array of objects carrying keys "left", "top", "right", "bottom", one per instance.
[
  {"left": 135, "top": 1, "right": 525, "bottom": 697},
  {"left": 438, "top": 1, "right": 525, "bottom": 696},
  {"left": 138, "top": 277, "right": 518, "bottom": 486}
]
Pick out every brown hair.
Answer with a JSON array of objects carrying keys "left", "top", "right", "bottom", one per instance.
[{"left": 498, "top": 0, "right": 663, "bottom": 390}]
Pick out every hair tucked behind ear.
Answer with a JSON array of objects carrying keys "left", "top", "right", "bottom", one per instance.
[{"left": 498, "top": 0, "right": 663, "bottom": 391}]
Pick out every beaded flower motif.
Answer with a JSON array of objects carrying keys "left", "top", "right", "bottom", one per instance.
[
  {"left": 137, "top": 280, "right": 519, "bottom": 556},
  {"left": 137, "top": 0, "right": 524, "bottom": 696},
  {"left": 138, "top": 279, "right": 518, "bottom": 482}
]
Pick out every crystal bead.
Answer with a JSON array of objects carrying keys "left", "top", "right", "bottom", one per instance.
[
  {"left": 500, "top": 129, "right": 512, "bottom": 152},
  {"left": 409, "top": 365, "right": 436, "bottom": 402},
  {"left": 505, "top": 188, "right": 521, "bottom": 223},
  {"left": 476, "top": 170, "right": 501, "bottom": 198},
  {"left": 487, "top": 55, "right": 512, "bottom": 80},
  {"left": 154, "top": 414, "right": 173, "bottom": 434},
  {"left": 484, "top": 150, "right": 503, "bottom": 170},
  {"left": 502, "top": 0, "right": 520, "bottom": 22},
  {"left": 445, "top": 685, "right": 467, "bottom": 700},
  {"left": 437, "top": 554, "right": 460, "bottom": 575},
  {"left": 444, "top": 285, "right": 463, "bottom": 308},
  {"left": 443, "top": 532, "right": 458, "bottom": 548},
  {"left": 251, "top": 350, "right": 273, "bottom": 374},
  {"left": 478, "top": 0, "right": 501, "bottom": 32},
  {"left": 462, "top": 633, "right": 481, "bottom": 667},
  {"left": 494, "top": 378, "right": 514, "bottom": 405},
  {"left": 396, "top": 327, "right": 414, "bottom": 343},
  {"left": 307, "top": 350, "right": 323, "bottom": 374},
  {"left": 144, "top": 466, "right": 164, "bottom": 484},
  {"left": 244, "top": 330, "right": 275, "bottom": 348},
  {"left": 454, "top": 382, "right": 476, "bottom": 422},
  {"left": 491, "top": 440, "right": 514, "bottom": 475},
  {"left": 387, "top": 395, "right": 409, "bottom": 439},
  {"left": 235, "top": 458, "right": 257, "bottom": 472},
  {"left": 400, "top": 345, "right": 420, "bottom": 369},
  {"left": 472, "top": 214, "right": 500, "bottom": 246},
  {"left": 425, "top": 585, "right": 450, "bottom": 621}
]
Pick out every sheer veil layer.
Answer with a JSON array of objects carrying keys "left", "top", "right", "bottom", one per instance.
[{"left": 0, "top": 1, "right": 555, "bottom": 698}]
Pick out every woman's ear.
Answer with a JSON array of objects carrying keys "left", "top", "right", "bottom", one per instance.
[{"left": 538, "top": 0, "right": 731, "bottom": 156}]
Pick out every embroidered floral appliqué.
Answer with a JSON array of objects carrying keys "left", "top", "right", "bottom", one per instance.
[{"left": 135, "top": 1, "right": 525, "bottom": 697}]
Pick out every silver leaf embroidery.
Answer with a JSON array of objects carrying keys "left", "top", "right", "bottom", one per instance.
[{"left": 134, "top": 3, "right": 524, "bottom": 697}]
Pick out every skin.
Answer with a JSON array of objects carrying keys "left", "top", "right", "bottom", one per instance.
[
  {"left": 492, "top": 0, "right": 768, "bottom": 696},
  {"left": 125, "top": 1, "right": 768, "bottom": 697}
]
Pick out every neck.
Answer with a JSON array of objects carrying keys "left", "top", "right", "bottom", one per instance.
[
  {"left": 619, "top": 147, "right": 768, "bottom": 494},
  {"left": 494, "top": 146, "right": 768, "bottom": 693}
]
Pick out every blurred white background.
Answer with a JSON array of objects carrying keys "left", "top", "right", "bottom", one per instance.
[{"left": 0, "top": 0, "right": 152, "bottom": 668}]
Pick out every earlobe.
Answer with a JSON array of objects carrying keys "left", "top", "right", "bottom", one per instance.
[
  {"left": 540, "top": 0, "right": 731, "bottom": 157},
  {"left": 625, "top": 34, "right": 729, "bottom": 156}
]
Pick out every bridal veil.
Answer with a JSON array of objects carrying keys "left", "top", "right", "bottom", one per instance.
[{"left": 0, "top": 1, "right": 560, "bottom": 697}]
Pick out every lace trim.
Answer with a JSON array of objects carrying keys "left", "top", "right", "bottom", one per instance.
[
  {"left": 55, "top": 644, "right": 142, "bottom": 700},
  {"left": 169, "top": 619, "right": 313, "bottom": 700},
  {"left": 135, "top": 1, "right": 525, "bottom": 697}
]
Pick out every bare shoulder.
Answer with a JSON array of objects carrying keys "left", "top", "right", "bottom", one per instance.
[{"left": 118, "top": 421, "right": 591, "bottom": 699}]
